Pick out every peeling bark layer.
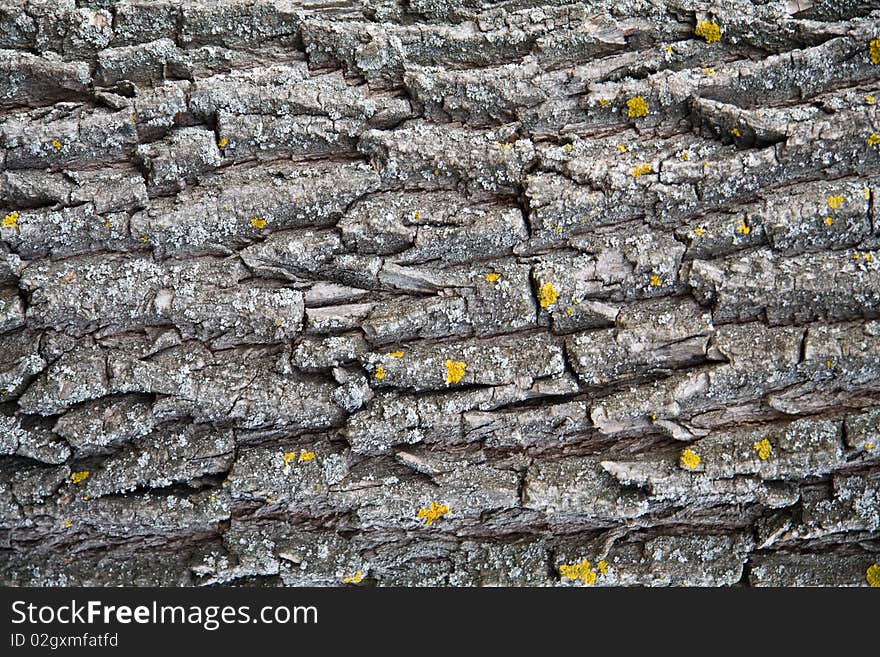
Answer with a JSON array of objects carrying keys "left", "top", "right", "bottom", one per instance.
[{"left": 1, "top": 0, "right": 880, "bottom": 587}]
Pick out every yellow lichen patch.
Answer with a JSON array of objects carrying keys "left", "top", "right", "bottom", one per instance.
[
  {"left": 554, "top": 225, "right": 563, "bottom": 233},
  {"left": 217, "top": 136, "right": 228, "bottom": 148},
  {"left": 104, "top": 220, "right": 111, "bottom": 229},
  {"left": 417, "top": 501, "right": 450, "bottom": 526},
  {"left": 266, "top": 497, "right": 274, "bottom": 503},
  {"left": 598, "top": 98, "right": 611, "bottom": 107},
  {"left": 702, "top": 67, "right": 716, "bottom": 76},
  {"left": 867, "top": 133, "right": 880, "bottom": 147},
  {"left": 343, "top": 571, "right": 364, "bottom": 584},
  {"left": 867, "top": 563, "right": 880, "bottom": 587},
  {"left": 282, "top": 452, "right": 297, "bottom": 467},
  {"left": 432, "top": 168, "right": 440, "bottom": 176},
  {"left": 70, "top": 471, "right": 90, "bottom": 484},
  {"left": 867, "top": 253, "right": 874, "bottom": 262},
  {"left": 680, "top": 448, "right": 701, "bottom": 471},
  {"left": 374, "top": 366, "right": 387, "bottom": 380},
  {"left": 753, "top": 438, "right": 772, "bottom": 461},
  {"left": 444, "top": 360, "right": 466, "bottom": 384},
  {"left": 826, "top": 195, "right": 845, "bottom": 209},
  {"left": 50, "top": 139, "right": 62, "bottom": 150},
  {"left": 825, "top": 216, "right": 834, "bottom": 227},
  {"left": 870, "top": 37, "right": 880, "bottom": 65},
  {"left": 597, "top": 560, "right": 609, "bottom": 575},
  {"left": 2, "top": 211, "right": 19, "bottom": 228},
  {"left": 736, "top": 221, "right": 751, "bottom": 235},
  {"left": 565, "top": 307, "right": 574, "bottom": 315},
  {"left": 632, "top": 163, "right": 652, "bottom": 178},
  {"left": 649, "top": 274, "right": 662, "bottom": 287},
  {"left": 563, "top": 143, "right": 573, "bottom": 153},
  {"left": 864, "top": 442, "right": 874, "bottom": 451},
  {"left": 680, "top": 151, "right": 690, "bottom": 161},
  {"left": 826, "top": 359, "right": 834, "bottom": 368},
  {"left": 298, "top": 450, "right": 315, "bottom": 462},
  {"left": 615, "top": 144, "right": 627, "bottom": 153},
  {"left": 693, "top": 227, "right": 706, "bottom": 237},
  {"left": 537, "top": 281, "right": 558, "bottom": 308},
  {"left": 249, "top": 217, "right": 267, "bottom": 229},
  {"left": 495, "top": 141, "right": 513, "bottom": 151},
  {"left": 413, "top": 210, "right": 421, "bottom": 221},
  {"left": 626, "top": 96, "right": 648, "bottom": 118},
  {"left": 63, "top": 520, "right": 73, "bottom": 527},
  {"left": 867, "top": 95, "right": 876, "bottom": 104},
  {"left": 389, "top": 350, "right": 405, "bottom": 358},
  {"left": 485, "top": 272, "right": 501, "bottom": 283},
  {"left": 730, "top": 127, "right": 741, "bottom": 137},
  {"left": 665, "top": 44, "right": 673, "bottom": 53},
  {"left": 559, "top": 559, "right": 598, "bottom": 585},
  {"left": 866, "top": 188, "right": 872, "bottom": 200},
  {"left": 695, "top": 20, "right": 721, "bottom": 43}
]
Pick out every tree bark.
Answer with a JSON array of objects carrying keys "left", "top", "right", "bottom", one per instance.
[{"left": 1, "top": 0, "right": 879, "bottom": 587}]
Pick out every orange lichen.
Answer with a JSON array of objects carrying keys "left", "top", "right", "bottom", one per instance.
[
  {"left": 867, "top": 133, "right": 880, "bottom": 147},
  {"left": 389, "top": 350, "right": 405, "bottom": 358},
  {"left": 298, "top": 450, "right": 315, "bottom": 462},
  {"left": 485, "top": 272, "right": 501, "bottom": 283},
  {"left": 249, "top": 217, "right": 267, "bottom": 229},
  {"left": 559, "top": 559, "right": 598, "bottom": 585},
  {"left": 649, "top": 274, "right": 662, "bottom": 287},
  {"left": 695, "top": 21, "right": 721, "bottom": 43},
  {"left": 632, "top": 163, "right": 652, "bottom": 178},
  {"left": 444, "top": 360, "right": 466, "bottom": 384},
  {"left": 417, "top": 501, "right": 450, "bottom": 526},
  {"left": 826, "top": 195, "right": 845, "bottom": 209},
  {"left": 870, "top": 37, "right": 880, "bottom": 65},
  {"left": 753, "top": 438, "right": 772, "bottom": 461},
  {"left": 218, "top": 136, "right": 228, "bottom": 147},
  {"left": 626, "top": 96, "right": 648, "bottom": 118},
  {"left": 867, "top": 563, "right": 880, "bottom": 587},
  {"left": 537, "top": 281, "right": 558, "bottom": 308},
  {"left": 680, "top": 448, "right": 701, "bottom": 470},
  {"left": 2, "top": 211, "right": 19, "bottom": 228},
  {"left": 374, "top": 365, "right": 387, "bottom": 380},
  {"left": 343, "top": 571, "right": 364, "bottom": 584},
  {"left": 70, "top": 471, "right": 90, "bottom": 484}
]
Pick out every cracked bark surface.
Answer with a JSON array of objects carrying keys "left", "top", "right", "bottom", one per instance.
[{"left": 1, "top": 0, "right": 880, "bottom": 587}]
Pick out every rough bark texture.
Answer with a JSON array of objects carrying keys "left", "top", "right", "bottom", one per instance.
[{"left": 1, "top": 0, "right": 880, "bottom": 587}]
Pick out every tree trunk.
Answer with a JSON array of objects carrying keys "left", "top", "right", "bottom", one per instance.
[{"left": 1, "top": 0, "right": 879, "bottom": 587}]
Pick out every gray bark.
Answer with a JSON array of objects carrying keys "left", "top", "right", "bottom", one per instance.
[{"left": 1, "top": 0, "right": 880, "bottom": 587}]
